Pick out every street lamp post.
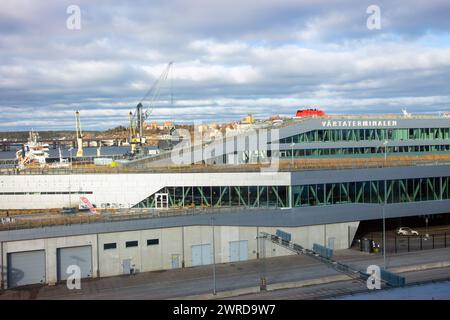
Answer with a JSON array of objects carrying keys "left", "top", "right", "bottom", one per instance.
[
  {"left": 258, "top": 233, "right": 267, "bottom": 291},
  {"left": 383, "top": 179, "right": 387, "bottom": 270},
  {"left": 381, "top": 140, "right": 389, "bottom": 269},
  {"left": 211, "top": 216, "right": 216, "bottom": 295},
  {"left": 375, "top": 139, "right": 389, "bottom": 269}
]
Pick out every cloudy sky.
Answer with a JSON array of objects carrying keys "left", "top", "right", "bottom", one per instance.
[{"left": 1, "top": 0, "right": 450, "bottom": 131}]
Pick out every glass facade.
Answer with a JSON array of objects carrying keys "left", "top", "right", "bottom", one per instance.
[
  {"left": 280, "top": 128, "right": 450, "bottom": 144},
  {"left": 277, "top": 144, "right": 450, "bottom": 158},
  {"left": 134, "top": 185, "right": 289, "bottom": 208},
  {"left": 133, "top": 176, "right": 450, "bottom": 209},
  {"left": 292, "top": 176, "right": 450, "bottom": 206},
  {"left": 276, "top": 127, "right": 450, "bottom": 158}
]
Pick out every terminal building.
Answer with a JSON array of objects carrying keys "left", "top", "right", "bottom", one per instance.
[
  {"left": 122, "top": 114, "right": 450, "bottom": 168},
  {"left": 1, "top": 112, "right": 450, "bottom": 289}
]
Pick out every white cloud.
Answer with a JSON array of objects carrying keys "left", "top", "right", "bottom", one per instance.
[
  {"left": 0, "top": 1, "right": 450, "bottom": 130},
  {"left": 294, "top": 12, "right": 350, "bottom": 41},
  {"left": 143, "top": 61, "right": 260, "bottom": 83}
]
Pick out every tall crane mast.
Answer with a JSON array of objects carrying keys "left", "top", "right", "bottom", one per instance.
[
  {"left": 129, "top": 110, "right": 137, "bottom": 155},
  {"left": 75, "top": 110, "right": 83, "bottom": 157},
  {"left": 129, "top": 62, "right": 173, "bottom": 155}
]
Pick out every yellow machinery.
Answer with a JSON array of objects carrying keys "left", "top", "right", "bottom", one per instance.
[
  {"left": 75, "top": 111, "right": 83, "bottom": 157},
  {"left": 129, "top": 111, "right": 142, "bottom": 155},
  {"left": 242, "top": 114, "right": 254, "bottom": 124}
]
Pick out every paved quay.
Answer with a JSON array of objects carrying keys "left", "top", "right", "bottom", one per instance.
[{"left": 1, "top": 248, "right": 450, "bottom": 300}]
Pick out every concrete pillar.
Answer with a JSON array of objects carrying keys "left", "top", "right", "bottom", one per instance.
[
  {"left": 348, "top": 225, "right": 351, "bottom": 248},
  {"left": 96, "top": 234, "right": 100, "bottom": 277},
  {"left": 288, "top": 186, "right": 292, "bottom": 208},
  {"left": 1, "top": 243, "right": 9, "bottom": 289},
  {"left": 0, "top": 241, "right": 4, "bottom": 290},
  {"left": 45, "top": 239, "right": 57, "bottom": 285},
  {"left": 91, "top": 237, "right": 99, "bottom": 279}
]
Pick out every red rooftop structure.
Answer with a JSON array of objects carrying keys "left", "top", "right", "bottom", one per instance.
[{"left": 295, "top": 109, "right": 326, "bottom": 118}]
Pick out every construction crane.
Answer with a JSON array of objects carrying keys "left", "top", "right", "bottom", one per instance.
[
  {"left": 75, "top": 110, "right": 83, "bottom": 157},
  {"left": 129, "top": 62, "right": 173, "bottom": 155}
]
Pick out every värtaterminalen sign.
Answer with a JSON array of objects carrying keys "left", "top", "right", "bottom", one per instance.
[{"left": 321, "top": 120, "right": 398, "bottom": 127}]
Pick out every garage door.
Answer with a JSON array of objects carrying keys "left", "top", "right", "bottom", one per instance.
[
  {"left": 7, "top": 250, "right": 46, "bottom": 288},
  {"left": 57, "top": 246, "right": 92, "bottom": 281},
  {"left": 229, "top": 240, "right": 248, "bottom": 262},
  {"left": 191, "top": 244, "right": 211, "bottom": 266}
]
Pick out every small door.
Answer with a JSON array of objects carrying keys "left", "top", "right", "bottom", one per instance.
[
  {"left": 171, "top": 254, "right": 180, "bottom": 269},
  {"left": 201, "top": 244, "right": 211, "bottom": 265},
  {"left": 191, "top": 244, "right": 211, "bottom": 266},
  {"left": 229, "top": 240, "right": 248, "bottom": 262},
  {"left": 7, "top": 250, "right": 46, "bottom": 288},
  {"left": 122, "top": 259, "right": 131, "bottom": 275},
  {"left": 230, "top": 241, "right": 240, "bottom": 262},
  {"left": 239, "top": 240, "right": 248, "bottom": 261},
  {"left": 192, "top": 245, "right": 202, "bottom": 266}
]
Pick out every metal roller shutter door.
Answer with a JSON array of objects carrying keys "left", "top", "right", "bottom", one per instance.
[
  {"left": 229, "top": 240, "right": 248, "bottom": 262},
  {"left": 57, "top": 246, "right": 92, "bottom": 281},
  {"left": 7, "top": 250, "right": 46, "bottom": 288}
]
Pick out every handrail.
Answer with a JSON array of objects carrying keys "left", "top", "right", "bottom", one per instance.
[
  {"left": 0, "top": 206, "right": 261, "bottom": 232},
  {"left": 1, "top": 156, "right": 450, "bottom": 175}
]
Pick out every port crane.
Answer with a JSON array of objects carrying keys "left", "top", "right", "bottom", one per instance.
[
  {"left": 75, "top": 110, "right": 83, "bottom": 157},
  {"left": 129, "top": 62, "right": 173, "bottom": 155}
]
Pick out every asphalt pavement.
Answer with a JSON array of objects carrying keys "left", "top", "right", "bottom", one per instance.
[
  {"left": 354, "top": 223, "right": 450, "bottom": 254},
  {"left": 1, "top": 246, "right": 450, "bottom": 300}
]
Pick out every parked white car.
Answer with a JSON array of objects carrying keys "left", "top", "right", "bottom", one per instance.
[{"left": 397, "top": 227, "right": 419, "bottom": 236}]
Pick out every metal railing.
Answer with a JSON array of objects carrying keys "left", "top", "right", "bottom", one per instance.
[
  {"left": 261, "top": 232, "right": 405, "bottom": 287},
  {"left": 1, "top": 155, "right": 450, "bottom": 175},
  {"left": 355, "top": 232, "right": 450, "bottom": 254},
  {"left": 260, "top": 232, "right": 374, "bottom": 284},
  {"left": 393, "top": 233, "right": 449, "bottom": 253},
  {"left": 323, "top": 114, "right": 447, "bottom": 120},
  {"left": 0, "top": 206, "right": 261, "bottom": 232}
]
